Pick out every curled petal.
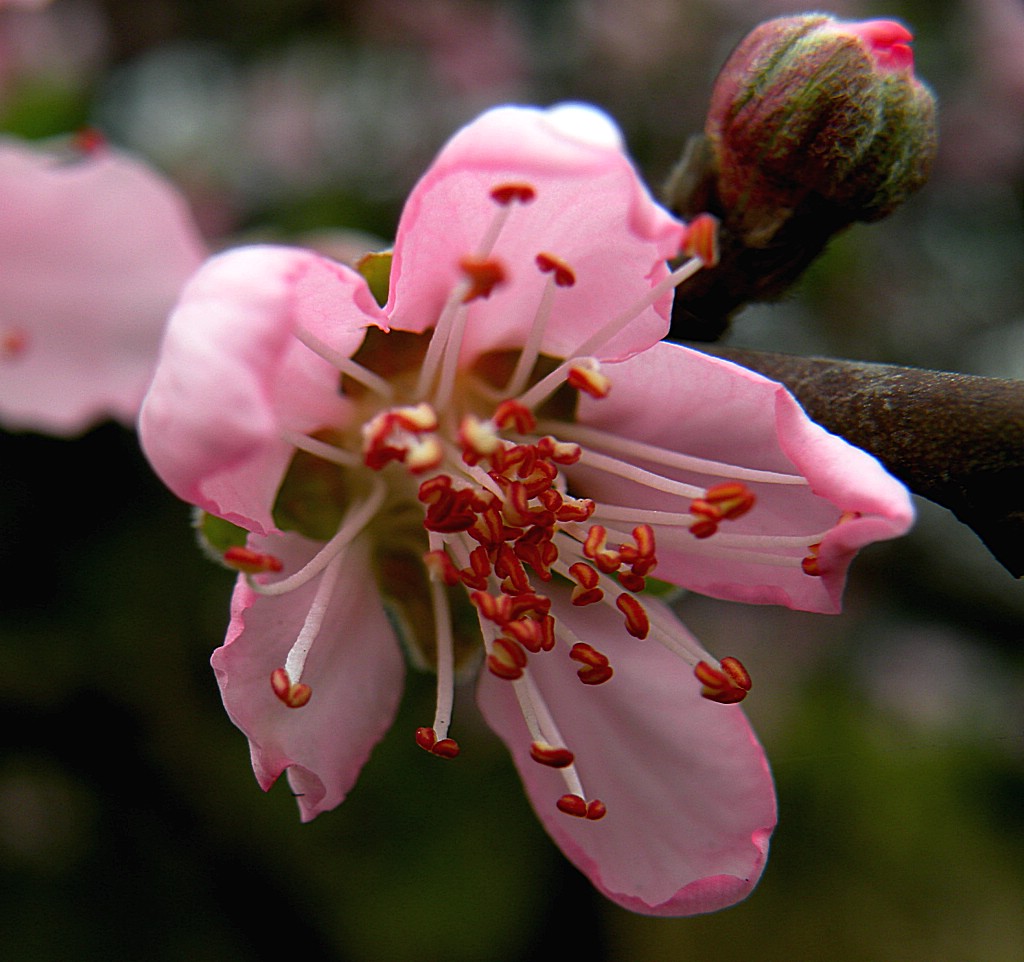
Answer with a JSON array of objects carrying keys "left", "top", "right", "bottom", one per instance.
[
  {"left": 0, "top": 140, "right": 206, "bottom": 435},
  {"left": 139, "top": 245, "right": 387, "bottom": 534},
  {"left": 212, "top": 533, "right": 405, "bottom": 821},
  {"left": 572, "top": 341, "right": 913, "bottom": 613},
  {"left": 387, "top": 104, "right": 685, "bottom": 363},
  {"left": 478, "top": 588, "right": 775, "bottom": 916}
]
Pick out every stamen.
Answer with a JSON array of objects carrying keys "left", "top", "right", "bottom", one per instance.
[
  {"left": 459, "top": 256, "right": 507, "bottom": 303},
  {"left": 681, "top": 213, "right": 720, "bottom": 266},
  {"left": 530, "top": 741, "right": 575, "bottom": 768},
  {"left": 415, "top": 727, "right": 461, "bottom": 758},
  {"left": 694, "top": 656, "right": 752, "bottom": 704},
  {"left": 270, "top": 668, "right": 312, "bottom": 708},
  {"left": 223, "top": 547, "right": 284, "bottom": 574},
  {"left": 293, "top": 326, "right": 394, "bottom": 400},
  {"left": 567, "top": 359, "right": 612, "bottom": 399},
  {"left": 557, "top": 795, "right": 607, "bottom": 820},
  {"left": 427, "top": 560, "right": 457, "bottom": 743},
  {"left": 516, "top": 253, "right": 711, "bottom": 411},
  {"left": 281, "top": 430, "right": 361, "bottom": 468},
  {"left": 489, "top": 183, "right": 537, "bottom": 206},
  {"left": 615, "top": 592, "right": 650, "bottom": 639},
  {"left": 569, "top": 642, "right": 614, "bottom": 685},
  {"left": 281, "top": 552, "right": 344, "bottom": 687},
  {"left": 535, "top": 252, "right": 576, "bottom": 287},
  {"left": 252, "top": 478, "right": 386, "bottom": 596},
  {"left": 542, "top": 421, "right": 808, "bottom": 486}
]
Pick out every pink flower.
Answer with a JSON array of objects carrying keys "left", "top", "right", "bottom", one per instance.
[
  {"left": 139, "top": 104, "right": 912, "bottom": 915},
  {"left": 0, "top": 137, "right": 207, "bottom": 435}
]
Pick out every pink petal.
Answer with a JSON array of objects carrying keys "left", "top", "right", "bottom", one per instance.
[
  {"left": 572, "top": 341, "right": 913, "bottom": 613},
  {"left": 212, "top": 532, "right": 405, "bottom": 821},
  {"left": 139, "top": 245, "right": 387, "bottom": 534},
  {"left": 0, "top": 140, "right": 207, "bottom": 435},
  {"left": 478, "top": 588, "right": 775, "bottom": 916},
  {"left": 386, "top": 104, "right": 684, "bottom": 363}
]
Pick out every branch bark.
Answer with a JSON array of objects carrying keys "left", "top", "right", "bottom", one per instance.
[{"left": 697, "top": 346, "right": 1024, "bottom": 577}]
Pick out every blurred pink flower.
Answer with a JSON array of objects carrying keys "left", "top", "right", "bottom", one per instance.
[
  {"left": 139, "top": 104, "right": 912, "bottom": 915},
  {"left": 0, "top": 137, "right": 207, "bottom": 434}
]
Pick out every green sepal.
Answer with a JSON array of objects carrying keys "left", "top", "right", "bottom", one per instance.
[
  {"left": 356, "top": 249, "right": 393, "bottom": 307},
  {"left": 192, "top": 509, "right": 248, "bottom": 565}
]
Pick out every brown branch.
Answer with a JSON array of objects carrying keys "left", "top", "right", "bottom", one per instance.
[{"left": 697, "top": 346, "right": 1024, "bottom": 577}]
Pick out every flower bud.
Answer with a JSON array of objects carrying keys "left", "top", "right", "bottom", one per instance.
[{"left": 705, "top": 14, "right": 937, "bottom": 246}]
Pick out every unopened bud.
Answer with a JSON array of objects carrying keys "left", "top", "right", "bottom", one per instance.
[
  {"left": 707, "top": 15, "right": 936, "bottom": 244},
  {"left": 666, "top": 15, "right": 938, "bottom": 338}
]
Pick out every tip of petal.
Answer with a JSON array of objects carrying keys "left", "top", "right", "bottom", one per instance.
[{"left": 542, "top": 102, "right": 624, "bottom": 151}]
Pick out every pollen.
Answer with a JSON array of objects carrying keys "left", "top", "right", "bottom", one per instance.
[{"left": 567, "top": 359, "right": 611, "bottom": 399}]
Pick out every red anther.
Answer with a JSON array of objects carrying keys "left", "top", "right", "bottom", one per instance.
[
  {"left": 391, "top": 402, "right": 438, "bottom": 432},
  {"left": 415, "top": 726, "right": 438, "bottom": 751},
  {"left": 569, "top": 562, "right": 600, "bottom": 589},
  {"left": 629, "top": 524, "right": 657, "bottom": 575},
  {"left": 682, "top": 212, "right": 720, "bottom": 267},
  {"left": 223, "top": 547, "right": 284, "bottom": 575},
  {"left": 569, "top": 642, "right": 608, "bottom": 667},
  {"left": 423, "top": 549, "right": 461, "bottom": 586},
  {"left": 535, "top": 252, "right": 577, "bottom": 287},
  {"left": 530, "top": 741, "right": 575, "bottom": 768},
  {"left": 801, "top": 554, "right": 822, "bottom": 577},
  {"left": 555, "top": 497, "right": 596, "bottom": 523},
  {"left": 420, "top": 478, "right": 481, "bottom": 533},
  {"left": 1, "top": 329, "right": 29, "bottom": 360},
  {"left": 567, "top": 362, "right": 611, "bottom": 399},
  {"left": 569, "top": 644, "right": 613, "bottom": 683},
  {"left": 490, "top": 182, "right": 536, "bottom": 206},
  {"left": 577, "top": 663, "right": 614, "bottom": 685},
  {"left": 703, "top": 482, "right": 756, "bottom": 520},
  {"left": 493, "top": 399, "right": 536, "bottom": 434},
  {"left": 536, "top": 435, "right": 582, "bottom": 465},
  {"left": 459, "top": 256, "right": 506, "bottom": 302},
  {"left": 586, "top": 799, "right": 608, "bottom": 821},
  {"left": 514, "top": 533, "right": 556, "bottom": 582},
  {"left": 504, "top": 617, "right": 545, "bottom": 653},
  {"left": 467, "top": 503, "right": 510, "bottom": 546},
  {"left": 507, "top": 592, "right": 552, "bottom": 620},
  {"left": 694, "top": 660, "right": 748, "bottom": 704},
  {"left": 457, "top": 545, "right": 492, "bottom": 591},
  {"left": 719, "top": 656, "right": 752, "bottom": 692},
  {"left": 583, "top": 525, "right": 622, "bottom": 573},
  {"left": 617, "top": 571, "right": 646, "bottom": 593},
  {"left": 270, "top": 668, "right": 312, "bottom": 709},
  {"left": 486, "top": 636, "right": 528, "bottom": 680},
  {"left": 556, "top": 794, "right": 588, "bottom": 818},
  {"left": 494, "top": 543, "right": 531, "bottom": 594},
  {"left": 431, "top": 738, "right": 461, "bottom": 759},
  {"left": 471, "top": 590, "right": 514, "bottom": 625},
  {"left": 801, "top": 542, "right": 822, "bottom": 577},
  {"left": 616, "top": 593, "right": 650, "bottom": 639},
  {"left": 689, "top": 518, "right": 719, "bottom": 540}
]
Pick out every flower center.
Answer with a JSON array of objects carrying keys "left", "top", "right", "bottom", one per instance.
[{"left": 228, "top": 186, "right": 829, "bottom": 820}]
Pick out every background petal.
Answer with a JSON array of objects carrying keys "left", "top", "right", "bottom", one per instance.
[
  {"left": 386, "top": 103, "right": 684, "bottom": 363},
  {"left": 477, "top": 587, "right": 776, "bottom": 916},
  {"left": 212, "top": 532, "right": 405, "bottom": 822},
  {"left": 139, "top": 244, "right": 385, "bottom": 534},
  {"left": 571, "top": 341, "right": 913, "bottom": 613},
  {"left": 0, "top": 140, "right": 206, "bottom": 435}
]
